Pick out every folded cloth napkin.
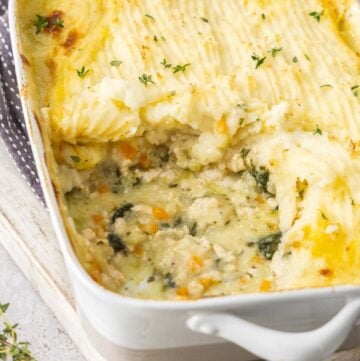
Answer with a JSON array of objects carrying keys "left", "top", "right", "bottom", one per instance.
[{"left": 0, "top": 0, "right": 44, "bottom": 202}]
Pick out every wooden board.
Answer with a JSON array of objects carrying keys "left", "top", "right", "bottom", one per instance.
[{"left": 0, "top": 140, "right": 359, "bottom": 361}]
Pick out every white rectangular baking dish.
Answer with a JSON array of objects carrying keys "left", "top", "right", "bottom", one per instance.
[{"left": 8, "top": 1, "right": 360, "bottom": 360}]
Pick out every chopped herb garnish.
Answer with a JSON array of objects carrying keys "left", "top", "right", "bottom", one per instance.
[
  {"left": 305, "top": 53, "right": 311, "bottom": 61},
  {"left": 107, "top": 233, "right": 128, "bottom": 253},
  {"left": 246, "top": 242, "right": 255, "bottom": 247},
  {"left": 292, "top": 56, "right": 298, "bottom": 63},
  {"left": 251, "top": 54, "right": 266, "bottom": 69},
  {"left": 258, "top": 232, "right": 282, "bottom": 260},
  {"left": 70, "top": 155, "right": 80, "bottom": 163},
  {"left": 161, "top": 58, "right": 172, "bottom": 69},
  {"left": 170, "top": 90, "right": 176, "bottom": 96},
  {"left": 268, "top": 47, "right": 282, "bottom": 57},
  {"left": 313, "top": 124, "right": 322, "bottom": 135},
  {"left": 250, "top": 164, "right": 273, "bottom": 195},
  {"left": 261, "top": 13, "right": 266, "bottom": 20},
  {"left": 351, "top": 85, "right": 359, "bottom": 97},
  {"left": 320, "top": 84, "right": 332, "bottom": 88},
  {"left": 111, "top": 203, "right": 134, "bottom": 223},
  {"left": 164, "top": 273, "right": 176, "bottom": 288},
  {"left": 241, "top": 148, "right": 251, "bottom": 159},
  {"left": 76, "top": 66, "right": 90, "bottom": 78},
  {"left": 309, "top": 10, "right": 324, "bottom": 22},
  {"left": 189, "top": 222, "right": 197, "bottom": 236},
  {"left": 172, "top": 63, "right": 191, "bottom": 74},
  {"left": 153, "top": 35, "right": 158, "bottom": 42},
  {"left": 110, "top": 60, "right": 123, "bottom": 67},
  {"left": 53, "top": 17, "right": 64, "bottom": 30},
  {"left": 139, "top": 73, "right": 155, "bottom": 86},
  {"left": 200, "top": 17, "right": 209, "bottom": 23},
  {"left": 34, "top": 15, "right": 49, "bottom": 34},
  {"left": 320, "top": 211, "right": 328, "bottom": 221},
  {"left": 145, "top": 14, "right": 155, "bottom": 21}
]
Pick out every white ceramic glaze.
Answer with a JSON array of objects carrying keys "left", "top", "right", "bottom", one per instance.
[{"left": 8, "top": 1, "right": 360, "bottom": 360}]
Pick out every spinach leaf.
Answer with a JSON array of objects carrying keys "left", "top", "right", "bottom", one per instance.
[
  {"left": 107, "top": 233, "right": 128, "bottom": 254},
  {"left": 111, "top": 203, "right": 134, "bottom": 224},
  {"left": 257, "top": 232, "right": 282, "bottom": 260}
]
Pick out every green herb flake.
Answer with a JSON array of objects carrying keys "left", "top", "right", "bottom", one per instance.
[
  {"left": 145, "top": 14, "right": 155, "bottom": 21},
  {"left": 351, "top": 85, "right": 359, "bottom": 97},
  {"left": 34, "top": 15, "right": 49, "bottom": 34},
  {"left": 153, "top": 35, "right": 158, "bottom": 42},
  {"left": 172, "top": 63, "right": 191, "bottom": 74},
  {"left": 241, "top": 148, "right": 251, "bottom": 160},
  {"left": 189, "top": 222, "right": 197, "bottom": 236},
  {"left": 76, "top": 66, "right": 90, "bottom": 78},
  {"left": 320, "top": 84, "right": 332, "bottom": 88},
  {"left": 313, "top": 124, "right": 322, "bottom": 135},
  {"left": 305, "top": 53, "right": 311, "bottom": 61},
  {"left": 292, "top": 56, "right": 298, "bottom": 63},
  {"left": 53, "top": 18, "right": 64, "bottom": 30},
  {"left": 161, "top": 58, "right": 172, "bottom": 69},
  {"left": 70, "top": 155, "right": 81, "bottom": 163},
  {"left": 250, "top": 163, "right": 273, "bottom": 196},
  {"left": 321, "top": 211, "right": 328, "bottom": 221},
  {"left": 261, "top": 13, "right": 266, "bottom": 20},
  {"left": 268, "top": 47, "right": 282, "bottom": 58},
  {"left": 139, "top": 73, "right": 155, "bottom": 87},
  {"left": 309, "top": 9, "right": 324, "bottom": 22},
  {"left": 251, "top": 54, "right": 266, "bottom": 69},
  {"left": 110, "top": 60, "right": 123, "bottom": 67},
  {"left": 200, "top": 17, "right": 209, "bottom": 23},
  {"left": 258, "top": 232, "right": 282, "bottom": 260}
]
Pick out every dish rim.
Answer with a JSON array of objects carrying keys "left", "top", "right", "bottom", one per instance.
[{"left": 8, "top": 0, "right": 360, "bottom": 312}]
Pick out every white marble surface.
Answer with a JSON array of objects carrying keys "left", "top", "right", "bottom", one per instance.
[{"left": 0, "top": 243, "right": 85, "bottom": 361}]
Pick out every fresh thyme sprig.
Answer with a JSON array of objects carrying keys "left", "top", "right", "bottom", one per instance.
[
  {"left": 34, "top": 15, "right": 49, "bottom": 34},
  {"left": 309, "top": 10, "right": 324, "bottom": 22},
  {"left": 139, "top": 73, "right": 155, "bottom": 86},
  {"left": 172, "top": 63, "right": 191, "bottom": 74},
  {"left": 0, "top": 303, "right": 36, "bottom": 360},
  {"left": 251, "top": 54, "right": 266, "bottom": 69},
  {"left": 76, "top": 66, "right": 90, "bottom": 78}
]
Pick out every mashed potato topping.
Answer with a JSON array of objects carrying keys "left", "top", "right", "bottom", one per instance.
[{"left": 16, "top": 0, "right": 360, "bottom": 299}]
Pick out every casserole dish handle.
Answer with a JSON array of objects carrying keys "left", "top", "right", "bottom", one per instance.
[{"left": 187, "top": 298, "right": 360, "bottom": 361}]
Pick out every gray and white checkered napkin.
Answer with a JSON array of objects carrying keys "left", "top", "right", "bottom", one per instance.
[{"left": 0, "top": 0, "right": 44, "bottom": 202}]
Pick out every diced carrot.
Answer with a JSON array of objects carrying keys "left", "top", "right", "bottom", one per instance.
[
  {"left": 139, "top": 153, "right": 150, "bottom": 169},
  {"left": 199, "top": 278, "right": 219, "bottom": 290},
  {"left": 133, "top": 245, "right": 144, "bottom": 256},
  {"left": 260, "top": 280, "right": 272, "bottom": 292},
  {"left": 319, "top": 268, "right": 333, "bottom": 277},
  {"left": 140, "top": 223, "right": 159, "bottom": 235},
  {"left": 152, "top": 207, "right": 170, "bottom": 220},
  {"left": 189, "top": 255, "right": 204, "bottom": 272},
  {"left": 176, "top": 286, "right": 189, "bottom": 297},
  {"left": 92, "top": 214, "right": 104, "bottom": 225},
  {"left": 216, "top": 118, "right": 228, "bottom": 134},
  {"left": 97, "top": 184, "right": 110, "bottom": 194},
  {"left": 118, "top": 141, "right": 137, "bottom": 160}
]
